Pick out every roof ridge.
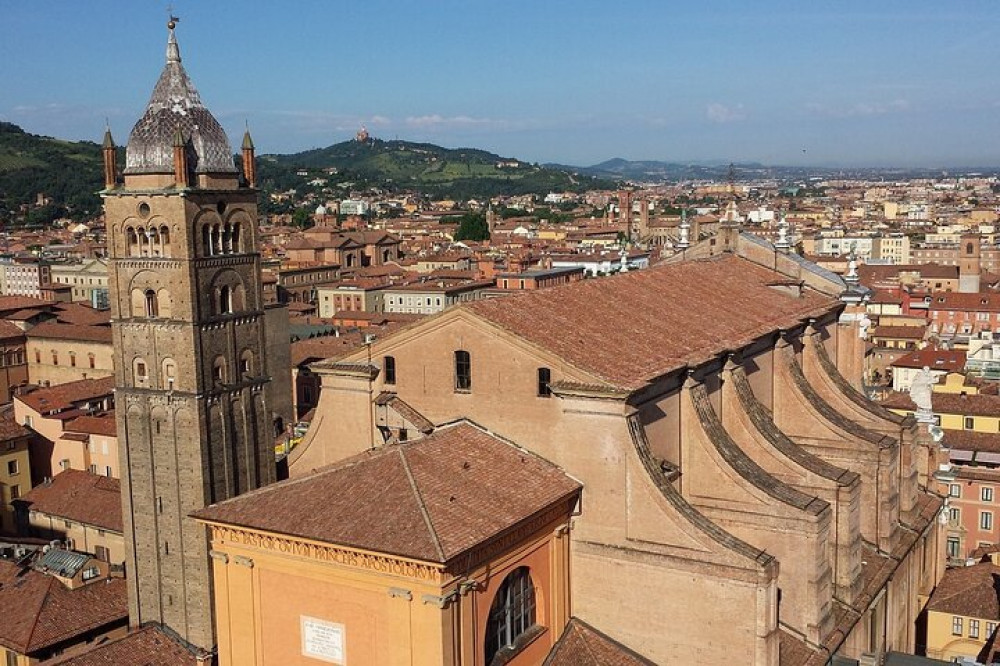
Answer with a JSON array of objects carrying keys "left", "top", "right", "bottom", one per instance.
[
  {"left": 23, "top": 574, "right": 56, "bottom": 652},
  {"left": 397, "top": 447, "right": 445, "bottom": 562}
]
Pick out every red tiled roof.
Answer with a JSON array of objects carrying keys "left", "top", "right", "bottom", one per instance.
[
  {"left": 0, "top": 559, "right": 127, "bottom": 655},
  {"left": 930, "top": 292, "right": 1000, "bottom": 313},
  {"left": 0, "top": 319, "right": 26, "bottom": 341},
  {"left": 193, "top": 421, "right": 581, "bottom": 564},
  {"left": 26, "top": 321, "right": 112, "bottom": 344},
  {"left": 65, "top": 412, "right": 117, "bottom": 438},
  {"left": 18, "top": 469, "right": 122, "bottom": 532},
  {"left": 53, "top": 303, "right": 112, "bottom": 327},
  {"left": 544, "top": 618, "right": 656, "bottom": 665},
  {"left": 467, "top": 255, "right": 838, "bottom": 390},
  {"left": 890, "top": 348, "right": 966, "bottom": 371},
  {"left": 872, "top": 325, "right": 925, "bottom": 340},
  {"left": 926, "top": 561, "right": 1000, "bottom": 620},
  {"left": 881, "top": 390, "right": 1000, "bottom": 418},
  {"left": 17, "top": 376, "right": 115, "bottom": 414},
  {"left": 48, "top": 626, "right": 200, "bottom": 666}
]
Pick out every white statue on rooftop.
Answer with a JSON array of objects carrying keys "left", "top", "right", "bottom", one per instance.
[
  {"left": 858, "top": 312, "right": 872, "bottom": 340},
  {"left": 909, "top": 365, "right": 935, "bottom": 422}
]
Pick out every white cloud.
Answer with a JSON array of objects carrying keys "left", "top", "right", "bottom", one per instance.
[
  {"left": 706, "top": 103, "right": 746, "bottom": 124},
  {"left": 805, "top": 99, "right": 910, "bottom": 118}
]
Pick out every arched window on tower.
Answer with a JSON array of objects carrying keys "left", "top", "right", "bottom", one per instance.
[
  {"left": 212, "top": 224, "right": 222, "bottom": 255},
  {"left": 139, "top": 228, "right": 150, "bottom": 256},
  {"left": 231, "top": 222, "right": 241, "bottom": 253},
  {"left": 484, "top": 567, "right": 537, "bottom": 663},
  {"left": 160, "top": 225, "right": 171, "bottom": 257},
  {"left": 133, "top": 357, "right": 149, "bottom": 387},
  {"left": 212, "top": 356, "right": 227, "bottom": 384},
  {"left": 240, "top": 349, "right": 253, "bottom": 377},
  {"left": 144, "top": 289, "right": 158, "bottom": 317},
  {"left": 149, "top": 227, "right": 160, "bottom": 257},
  {"left": 125, "top": 227, "right": 138, "bottom": 256},
  {"left": 161, "top": 358, "right": 176, "bottom": 390},
  {"left": 223, "top": 223, "right": 232, "bottom": 253},
  {"left": 219, "top": 286, "right": 233, "bottom": 315},
  {"left": 202, "top": 225, "right": 212, "bottom": 257}
]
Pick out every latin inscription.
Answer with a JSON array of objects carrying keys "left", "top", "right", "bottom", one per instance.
[{"left": 301, "top": 616, "right": 345, "bottom": 664}]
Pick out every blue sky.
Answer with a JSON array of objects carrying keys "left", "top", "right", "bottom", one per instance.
[{"left": 3, "top": 1, "right": 1000, "bottom": 167}]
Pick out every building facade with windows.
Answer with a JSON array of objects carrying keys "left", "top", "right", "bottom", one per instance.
[
  {"left": 194, "top": 422, "right": 580, "bottom": 666},
  {"left": 25, "top": 321, "right": 114, "bottom": 387},
  {"left": 0, "top": 415, "right": 31, "bottom": 534},
  {"left": 924, "top": 557, "right": 1000, "bottom": 661}
]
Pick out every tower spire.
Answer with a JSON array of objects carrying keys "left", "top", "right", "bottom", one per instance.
[{"left": 166, "top": 15, "right": 181, "bottom": 63}]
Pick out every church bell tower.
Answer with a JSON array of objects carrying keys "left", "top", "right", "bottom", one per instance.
[{"left": 103, "top": 19, "right": 275, "bottom": 651}]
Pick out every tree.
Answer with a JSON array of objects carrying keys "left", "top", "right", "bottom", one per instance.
[
  {"left": 453, "top": 213, "right": 490, "bottom": 241},
  {"left": 291, "top": 207, "right": 313, "bottom": 228}
]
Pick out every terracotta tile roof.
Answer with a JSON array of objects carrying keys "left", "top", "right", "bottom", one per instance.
[
  {"left": 0, "top": 559, "right": 127, "bottom": 655},
  {"left": 48, "top": 625, "right": 201, "bottom": 665},
  {"left": 466, "top": 255, "right": 838, "bottom": 390},
  {"left": 291, "top": 333, "right": 367, "bottom": 366},
  {"left": 193, "top": 421, "right": 581, "bottom": 564},
  {"left": 0, "top": 295, "right": 52, "bottom": 314},
  {"left": 0, "top": 408, "right": 31, "bottom": 442},
  {"left": 17, "top": 376, "right": 115, "bottom": 414},
  {"left": 941, "top": 430, "right": 1000, "bottom": 454},
  {"left": 930, "top": 292, "right": 1000, "bottom": 313},
  {"left": 52, "top": 304, "right": 111, "bottom": 327},
  {"left": 26, "top": 321, "right": 112, "bottom": 344},
  {"left": 872, "top": 325, "right": 926, "bottom": 340},
  {"left": 65, "top": 412, "right": 118, "bottom": 438},
  {"left": 778, "top": 629, "right": 822, "bottom": 666},
  {"left": 0, "top": 319, "right": 26, "bottom": 341},
  {"left": 890, "top": 348, "right": 966, "bottom": 371},
  {"left": 544, "top": 618, "right": 656, "bottom": 665},
  {"left": 881, "top": 390, "right": 1000, "bottom": 418},
  {"left": 18, "top": 470, "right": 122, "bottom": 532},
  {"left": 926, "top": 561, "right": 1000, "bottom": 620}
]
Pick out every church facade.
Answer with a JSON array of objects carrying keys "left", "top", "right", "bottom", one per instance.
[{"left": 285, "top": 236, "right": 946, "bottom": 665}]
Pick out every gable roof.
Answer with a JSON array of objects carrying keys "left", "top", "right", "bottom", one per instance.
[
  {"left": 465, "top": 254, "right": 838, "bottom": 390},
  {"left": 47, "top": 625, "right": 201, "bottom": 665},
  {"left": 926, "top": 560, "right": 1000, "bottom": 620},
  {"left": 193, "top": 421, "right": 580, "bottom": 564},
  {"left": 0, "top": 559, "right": 127, "bottom": 655},
  {"left": 544, "top": 618, "right": 656, "bottom": 666},
  {"left": 18, "top": 470, "right": 122, "bottom": 532},
  {"left": 17, "top": 376, "right": 115, "bottom": 415}
]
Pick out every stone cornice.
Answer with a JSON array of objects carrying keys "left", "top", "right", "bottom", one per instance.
[{"left": 205, "top": 524, "right": 445, "bottom": 582}]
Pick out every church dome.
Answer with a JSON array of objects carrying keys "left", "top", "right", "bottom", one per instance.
[{"left": 125, "top": 23, "right": 236, "bottom": 175}]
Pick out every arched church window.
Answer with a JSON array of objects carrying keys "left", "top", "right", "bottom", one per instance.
[
  {"left": 212, "top": 224, "right": 222, "bottom": 255},
  {"left": 485, "top": 567, "right": 537, "bottom": 663},
  {"left": 202, "top": 225, "right": 212, "bottom": 257},
  {"left": 223, "top": 223, "right": 232, "bottom": 254},
  {"left": 144, "top": 289, "right": 158, "bottom": 317},
  {"left": 231, "top": 222, "right": 241, "bottom": 253},
  {"left": 160, "top": 226, "right": 171, "bottom": 257}
]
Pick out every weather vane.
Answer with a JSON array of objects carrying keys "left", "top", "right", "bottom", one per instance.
[{"left": 167, "top": 5, "right": 179, "bottom": 29}]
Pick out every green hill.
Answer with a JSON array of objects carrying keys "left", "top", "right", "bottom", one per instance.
[
  {"left": 0, "top": 122, "right": 107, "bottom": 224},
  {"left": 264, "top": 138, "right": 617, "bottom": 200},
  {"left": 0, "top": 125, "right": 618, "bottom": 224}
]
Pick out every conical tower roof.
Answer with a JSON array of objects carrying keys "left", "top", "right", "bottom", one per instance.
[{"left": 124, "top": 21, "right": 236, "bottom": 175}]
